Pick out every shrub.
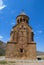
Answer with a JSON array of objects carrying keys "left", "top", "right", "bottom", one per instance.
[{"left": 0, "top": 61, "right": 7, "bottom": 64}]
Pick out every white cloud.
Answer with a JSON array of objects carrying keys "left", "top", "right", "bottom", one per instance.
[
  {"left": 36, "top": 36, "right": 39, "bottom": 39},
  {"left": 34, "top": 30, "right": 43, "bottom": 35},
  {"left": 11, "top": 22, "right": 15, "bottom": 25},
  {"left": 34, "top": 32, "right": 36, "bottom": 35},
  {"left": 11, "top": 19, "right": 15, "bottom": 25},
  {"left": 0, "top": 0, "right": 6, "bottom": 10},
  {"left": 38, "top": 30, "right": 43, "bottom": 34},
  {"left": 0, "top": 35, "right": 3, "bottom": 40}
]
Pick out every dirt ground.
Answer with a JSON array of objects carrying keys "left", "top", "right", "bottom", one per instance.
[
  {"left": 0, "top": 57, "right": 44, "bottom": 65},
  {"left": 0, "top": 60, "right": 44, "bottom": 65}
]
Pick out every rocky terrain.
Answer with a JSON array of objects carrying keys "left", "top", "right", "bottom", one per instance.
[{"left": 0, "top": 41, "right": 6, "bottom": 56}]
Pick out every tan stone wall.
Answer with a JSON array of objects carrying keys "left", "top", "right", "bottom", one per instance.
[
  {"left": 27, "top": 43, "right": 36, "bottom": 59},
  {"left": 6, "top": 42, "right": 36, "bottom": 60},
  {"left": 6, "top": 14, "right": 37, "bottom": 60},
  {"left": 6, "top": 42, "right": 16, "bottom": 58}
]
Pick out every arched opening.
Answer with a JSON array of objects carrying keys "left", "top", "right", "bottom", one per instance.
[
  {"left": 26, "top": 20, "right": 28, "bottom": 24},
  {"left": 17, "top": 19, "right": 19, "bottom": 23},
  {"left": 20, "top": 18, "right": 22, "bottom": 22},
  {"left": 20, "top": 48, "right": 24, "bottom": 53},
  {"left": 23, "top": 18, "right": 25, "bottom": 21}
]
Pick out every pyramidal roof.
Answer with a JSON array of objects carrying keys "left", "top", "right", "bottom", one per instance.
[
  {"left": 16, "top": 11, "right": 29, "bottom": 19},
  {"left": 20, "top": 12, "right": 26, "bottom": 15}
]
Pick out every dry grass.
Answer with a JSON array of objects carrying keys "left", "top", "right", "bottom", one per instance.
[{"left": 0, "top": 60, "right": 44, "bottom": 65}]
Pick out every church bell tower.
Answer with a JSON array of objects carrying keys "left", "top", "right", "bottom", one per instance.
[{"left": 6, "top": 12, "right": 37, "bottom": 60}]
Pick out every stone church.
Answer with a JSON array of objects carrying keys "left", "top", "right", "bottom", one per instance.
[{"left": 6, "top": 12, "right": 37, "bottom": 60}]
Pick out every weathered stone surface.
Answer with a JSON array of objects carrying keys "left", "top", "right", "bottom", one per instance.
[{"left": 6, "top": 13, "right": 37, "bottom": 60}]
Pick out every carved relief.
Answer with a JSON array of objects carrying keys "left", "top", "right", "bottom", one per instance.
[{"left": 6, "top": 13, "right": 36, "bottom": 60}]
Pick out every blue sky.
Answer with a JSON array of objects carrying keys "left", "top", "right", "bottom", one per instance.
[{"left": 0, "top": 0, "right": 44, "bottom": 52}]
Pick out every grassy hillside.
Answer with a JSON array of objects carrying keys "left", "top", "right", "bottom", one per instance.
[
  {"left": 37, "top": 51, "right": 44, "bottom": 56},
  {"left": 0, "top": 41, "right": 6, "bottom": 56}
]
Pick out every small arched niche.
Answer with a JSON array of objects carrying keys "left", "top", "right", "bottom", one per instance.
[{"left": 20, "top": 48, "right": 24, "bottom": 53}]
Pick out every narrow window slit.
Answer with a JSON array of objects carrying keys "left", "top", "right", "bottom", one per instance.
[{"left": 20, "top": 49, "right": 23, "bottom": 53}]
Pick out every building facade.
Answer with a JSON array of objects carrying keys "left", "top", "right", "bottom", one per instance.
[{"left": 6, "top": 12, "right": 37, "bottom": 60}]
